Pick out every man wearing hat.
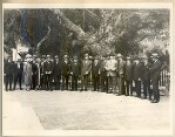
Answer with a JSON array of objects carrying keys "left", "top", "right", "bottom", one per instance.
[
  {"left": 44, "top": 55, "right": 54, "bottom": 90},
  {"left": 81, "top": 53, "right": 92, "bottom": 91},
  {"left": 61, "top": 54, "right": 70, "bottom": 90},
  {"left": 53, "top": 55, "right": 61, "bottom": 90},
  {"left": 149, "top": 53, "right": 162, "bottom": 103},
  {"left": 124, "top": 56, "right": 133, "bottom": 96},
  {"left": 92, "top": 56, "right": 101, "bottom": 91},
  {"left": 70, "top": 56, "right": 80, "bottom": 91}
]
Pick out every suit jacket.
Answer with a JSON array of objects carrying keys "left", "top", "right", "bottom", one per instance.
[
  {"left": 81, "top": 59, "right": 92, "bottom": 75},
  {"left": 71, "top": 62, "right": 80, "bottom": 76},
  {"left": 40, "top": 61, "right": 46, "bottom": 74},
  {"left": 133, "top": 62, "right": 142, "bottom": 80},
  {"left": 53, "top": 61, "right": 61, "bottom": 76},
  {"left": 4, "top": 61, "right": 14, "bottom": 75},
  {"left": 117, "top": 60, "right": 125, "bottom": 75},
  {"left": 124, "top": 61, "right": 133, "bottom": 81},
  {"left": 92, "top": 61, "right": 101, "bottom": 76},
  {"left": 44, "top": 61, "right": 54, "bottom": 74},
  {"left": 13, "top": 62, "right": 23, "bottom": 75},
  {"left": 32, "top": 62, "right": 38, "bottom": 76},
  {"left": 140, "top": 62, "right": 149, "bottom": 81},
  {"left": 149, "top": 60, "right": 161, "bottom": 81},
  {"left": 61, "top": 61, "right": 70, "bottom": 76}
]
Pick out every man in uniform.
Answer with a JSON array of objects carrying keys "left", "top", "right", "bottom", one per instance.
[
  {"left": 53, "top": 55, "right": 61, "bottom": 90},
  {"left": 124, "top": 56, "right": 133, "bottom": 96},
  {"left": 81, "top": 53, "right": 92, "bottom": 91},
  {"left": 70, "top": 56, "right": 80, "bottom": 91},
  {"left": 149, "top": 53, "right": 162, "bottom": 103},
  {"left": 61, "top": 54, "right": 70, "bottom": 90},
  {"left": 92, "top": 56, "right": 101, "bottom": 91},
  {"left": 4, "top": 57, "right": 13, "bottom": 91},
  {"left": 44, "top": 55, "right": 54, "bottom": 91}
]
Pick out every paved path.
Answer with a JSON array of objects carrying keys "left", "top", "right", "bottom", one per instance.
[{"left": 2, "top": 90, "right": 171, "bottom": 136}]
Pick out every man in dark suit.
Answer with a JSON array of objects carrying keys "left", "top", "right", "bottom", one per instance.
[
  {"left": 4, "top": 57, "right": 13, "bottom": 91},
  {"left": 70, "top": 56, "right": 80, "bottom": 91},
  {"left": 13, "top": 58, "right": 23, "bottom": 90},
  {"left": 44, "top": 55, "right": 54, "bottom": 91},
  {"left": 92, "top": 56, "right": 101, "bottom": 91},
  {"left": 61, "top": 54, "right": 70, "bottom": 90},
  {"left": 140, "top": 56, "right": 150, "bottom": 99},
  {"left": 81, "top": 53, "right": 92, "bottom": 91},
  {"left": 32, "top": 55, "right": 38, "bottom": 90},
  {"left": 100, "top": 56, "right": 108, "bottom": 92},
  {"left": 149, "top": 53, "right": 162, "bottom": 103},
  {"left": 124, "top": 56, "right": 133, "bottom": 96},
  {"left": 40, "top": 55, "right": 46, "bottom": 90},
  {"left": 53, "top": 55, "right": 61, "bottom": 90},
  {"left": 133, "top": 58, "right": 142, "bottom": 97}
]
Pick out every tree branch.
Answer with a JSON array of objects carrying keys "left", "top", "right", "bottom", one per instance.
[{"left": 36, "top": 26, "right": 51, "bottom": 51}]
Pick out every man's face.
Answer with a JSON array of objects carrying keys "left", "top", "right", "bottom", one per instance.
[
  {"left": 94, "top": 59, "right": 98, "bottom": 64},
  {"left": 55, "top": 58, "right": 59, "bottom": 62},
  {"left": 8, "top": 58, "right": 12, "bottom": 63},
  {"left": 85, "top": 55, "right": 88, "bottom": 60},
  {"left": 74, "top": 59, "right": 78, "bottom": 63}
]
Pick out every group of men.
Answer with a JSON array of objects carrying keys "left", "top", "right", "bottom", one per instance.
[{"left": 4, "top": 52, "right": 162, "bottom": 103}]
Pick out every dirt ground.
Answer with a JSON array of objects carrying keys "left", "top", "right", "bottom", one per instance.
[{"left": 3, "top": 90, "right": 171, "bottom": 134}]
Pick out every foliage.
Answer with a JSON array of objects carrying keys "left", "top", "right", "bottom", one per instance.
[{"left": 4, "top": 9, "right": 169, "bottom": 58}]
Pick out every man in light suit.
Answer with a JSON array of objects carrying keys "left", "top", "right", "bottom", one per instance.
[
  {"left": 116, "top": 53, "right": 125, "bottom": 95},
  {"left": 81, "top": 53, "right": 92, "bottom": 91},
  {"left": 105, "top": 54, "right": 117, "bottom": 93}
]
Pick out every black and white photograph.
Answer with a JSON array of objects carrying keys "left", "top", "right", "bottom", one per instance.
[{"left": 2, "top": 2, "right": 173, "bottom": 136}]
